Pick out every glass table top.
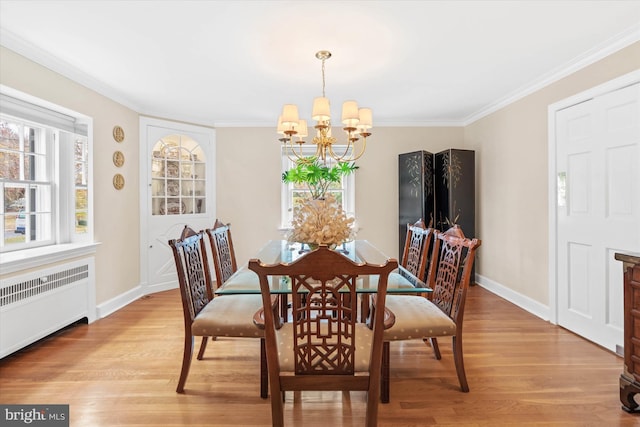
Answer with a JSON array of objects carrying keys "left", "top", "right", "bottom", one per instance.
[{"left": 215, "top": 240, "right": 432, "bottom": 295}]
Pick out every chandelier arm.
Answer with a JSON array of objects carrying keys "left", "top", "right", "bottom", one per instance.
[
  {"left": 283, "top": 138, "right": 306, "bottom": 162},
  {"left": 327, "top": 142, "right": 354, "bottom": 162},
  {"left": 347, "top": 136, "right": 367, "bottom": 162}
]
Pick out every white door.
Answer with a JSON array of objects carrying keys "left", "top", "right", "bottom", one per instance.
[
  {"left": 555, "top": 82, "right": 640, "bottom": 352},
  {"left": 140, "top": 117, "right": 215, "bottom": 293}
]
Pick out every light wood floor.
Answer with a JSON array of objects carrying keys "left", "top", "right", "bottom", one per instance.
[{"left": 1, "top": 286, "right": 637, "bottom": 426}]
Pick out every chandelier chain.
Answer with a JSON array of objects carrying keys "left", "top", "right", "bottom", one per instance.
[{"left": 321, "top": 57, "right": 326, "bottom": 98}]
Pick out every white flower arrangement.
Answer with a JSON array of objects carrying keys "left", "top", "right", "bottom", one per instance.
[{"left": 287, "top": 194, "right": 355, "bottom": 248}]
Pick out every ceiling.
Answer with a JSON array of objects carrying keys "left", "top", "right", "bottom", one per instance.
[{"left": 1, "top": 1, "right": 639, "bottom": 128}]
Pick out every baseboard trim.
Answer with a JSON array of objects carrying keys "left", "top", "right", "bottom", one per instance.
[
  {"left": 97, "top": 286, "right": 143, "bottom": 319},
  {"left": 475, "top": 274, "right": 551, "bottom": 322}
]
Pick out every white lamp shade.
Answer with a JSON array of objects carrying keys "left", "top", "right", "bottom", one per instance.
[
  {"left": 297, "top": 120, "right": 308, "bottom": 138},
  {"left": 312, "top": 97, "right": 331, "bottom": 121},
  {"left": 341, "top": 100, "right": 359, "bottom": 127},
  {"left": 281, "top": 104, "right": 299, "bottom": 126},
  {"left": 357, "top": 108, "right": 373, "bottom": 131}
]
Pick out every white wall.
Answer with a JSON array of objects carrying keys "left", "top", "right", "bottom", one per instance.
[
  {"left": 465, "top": 41, "right": 640, "bottom": 306},
  {"left": 2, "top": 40, "right": 638, "bottom": 316},
  {"left": 0, "top": 46, "right": 140, "bottom": 305},
  {"left": 216, "top": 126, "right": 464, "bottom": 265}
]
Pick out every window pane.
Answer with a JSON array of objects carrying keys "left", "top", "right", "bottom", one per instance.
[
  {"left": 74, "top": 161, "right": 85, "bottom": 185},
  {"left": 76, "top": 189, "right": 88, "bottom": 209},
  {"left": 75, "top": 211, "right": 88, "bottom": 234},
  {"left": 3, "top": 210, "right": 25, "bottom": 245},
  {"left": 74, "top": 138, "right": 87, "bottom": 162},
  {"left": 0, "top": 121, "right": 20, "bottom": 150},
  {"left": 23, "top": 153, "right": 34, "bottom": 180},
  {"left": 1, "top": 104, "right": 91, "bottom": 252},
  {"left": 4, "top": 186, "right": 25, "bottom": 212},
  {"left": 1, "top": 152, "right": 20, "bottom": 179},
  {"left": 75, "top": 193, "right": 88, "bottom": 231}
]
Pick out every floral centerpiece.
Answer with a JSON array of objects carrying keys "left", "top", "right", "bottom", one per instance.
[
  {"left": 283, "top": 157, "right": 358, "bottom": 248},
  {"left": 287, "top": 194, "right": 355, "bottom": 248}
]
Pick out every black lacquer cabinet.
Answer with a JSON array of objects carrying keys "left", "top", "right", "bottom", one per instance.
[
  {"left": 398, "top": 151, "right": 435, "bottom": 260},
  {"left": 399, "top": 148, "right": 475, "bottom": 268}
]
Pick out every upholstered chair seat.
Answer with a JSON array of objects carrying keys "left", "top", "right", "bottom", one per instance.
[
  {"left": 192, "top": 294, "right": 265, "bottom": 338},
  {"left": 275, "top": 323, "right": 374, "bottom": 373},
  {"left": 383, "top": 295, "right": 455, "bottom": 340}
]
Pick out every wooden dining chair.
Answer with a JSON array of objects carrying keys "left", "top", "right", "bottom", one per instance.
[
  {"left": 380, "top": 225, "right": 481, "bottom": 402},
  {"left": 249, "top": 246, "right": 398, "bottom": 427},
  {"left": 361, "top": 218, "right": 435, "bottom": 322},
  {"left": 169, "top": 226, "right": 269, "bottom": 397},
  {"left": 206, "top": 219, "right": 241, "bottom": 287},
  {"left": 206, "top": 219, "right": 287, "bottom": 322}
]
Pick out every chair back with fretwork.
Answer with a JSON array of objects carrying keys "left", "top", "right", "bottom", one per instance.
[
  {"left": 249, "top": 246, "right": 398, "bottom": 427},
  {"left": 171, "top": 227, "right": 213, "bottom": 329},
  {"left": 169, "top": 225, "right": 267, "bottom": 397},
  {"left": 381, "top": 224, "right": 481, "bottom": 402},
  {"left": 400, "top": 218, "right": 435, "bottom": 282},
  {"left": 428, "top": 225, "right": 480, "bottom": 327},
  {"left": 206, "top": 219, "right": 239, "bottom": 287}
]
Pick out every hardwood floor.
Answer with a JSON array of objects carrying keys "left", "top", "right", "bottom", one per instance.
[{"left": 1, "top": 286, "right": 637, "bottom": 426}]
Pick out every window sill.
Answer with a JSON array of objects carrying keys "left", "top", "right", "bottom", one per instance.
[{"left": 0, "top": 242, "right": 101, "bottom": 275}]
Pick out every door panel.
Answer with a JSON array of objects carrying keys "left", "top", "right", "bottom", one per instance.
[
  {"left": 140, "top": 118, "right": 215, "bottom": 293},
  {"left": 556, "top": 83, "right": 639, "bottom": 352},
  {"left": 567, "top": 242, "right": 591, "bottom": 317}
]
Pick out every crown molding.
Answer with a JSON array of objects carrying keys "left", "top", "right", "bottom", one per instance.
[
  {"left": 3, "top": 24, "right": 638, "bottom": 129},
  {"left": 463, "top": 24, "right": 640, "bottom": 126},
  {"left": 0, "top": 28, "right": 142, "bottom": 113},
  {"left": 212, "top": 120, "right": 466, "bottom": 128}
]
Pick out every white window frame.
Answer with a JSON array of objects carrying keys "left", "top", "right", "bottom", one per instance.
[
  {"left": 280, "top": 145, "right": 355, "bottom": 229},
  {"left": 0, "top": 86, "right": 96, "bottom": 271}
]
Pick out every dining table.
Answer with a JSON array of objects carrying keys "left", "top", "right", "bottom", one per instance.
[{"left": 215, "top": 239, "right": 432, "bottom": 322}]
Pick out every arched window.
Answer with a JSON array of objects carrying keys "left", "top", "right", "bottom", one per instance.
[{"left": 150, "top": 135, "right": 206, "bottom": 215}]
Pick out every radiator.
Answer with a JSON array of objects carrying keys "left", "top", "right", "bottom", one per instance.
[{"left": 0, "top": 258, "right": 96, "bottom": 358}]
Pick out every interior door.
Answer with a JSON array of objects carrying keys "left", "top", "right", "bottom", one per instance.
[
  {"left": 140, "top": 118, "right": 215, "bottom": 293},
  {"left": 556, "top": 82, "right": 640, "bottom": 352}
]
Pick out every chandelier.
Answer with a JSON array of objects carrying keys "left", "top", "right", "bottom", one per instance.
[{"left": 277, "top": 50, "right": 372, "bottom": 164}]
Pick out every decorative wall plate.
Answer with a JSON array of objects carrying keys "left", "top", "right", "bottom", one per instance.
[
  {"left": 113, "top": 126, "right": 125, "bottom": 142},
  {"left": 113, "top": 173, "right": 125, "bottom": 190},
  {"left": 113, "top": 151, "right": 125, "bottom": 167}
]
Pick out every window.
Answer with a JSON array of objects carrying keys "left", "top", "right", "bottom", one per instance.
[
  {"left": 280, "top": 146, "right": 355, "bottom": 228},
  {"left": 0, "top": 92, "right": 91, "bottom": 253},
  {"left": 151, "top": 135, "right": 207, "bottom": 216}
]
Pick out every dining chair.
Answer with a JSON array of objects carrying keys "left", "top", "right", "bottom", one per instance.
[
  {"left": 206, "top": 219, "right": 288, "bottom": 322},
  {"left": 361, "top": 218, "right": 435, "bottom": 322},
  {"left": 380, "top": 225, "right": 481, "bottom": 402},
  {"left": 169, "top": 226, "right": 269, "bottom": 397},
  {"left": 397, "top": 218, "right": 434, "bottom": 283},
  {"left": 249, "top": 246, "right": 398, "bottom": 427},
  {"left": 206, "top": 219, "right": 240, "bottom": 286}
]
